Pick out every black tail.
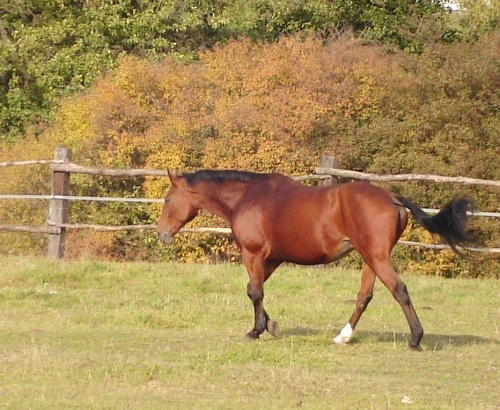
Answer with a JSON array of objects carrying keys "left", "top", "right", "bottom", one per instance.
[{"left": 396, "top": 195, "right": 476, "bottom": 254}]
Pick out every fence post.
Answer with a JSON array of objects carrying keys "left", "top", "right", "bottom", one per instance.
[
  {"left": 47, "top": 147, "right": 72, "bottom": 259},
  {"left": 317, "top": 155, "right": 339, "bottom": 186}
]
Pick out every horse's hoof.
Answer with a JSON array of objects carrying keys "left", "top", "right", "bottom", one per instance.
[
  {"left": 408, "top": 344, "right": 422, "bottom": 352},
  {"left": 246, "top": 330, "right": 260, "bottom": 339},
  {"left": 266, "top": 320, "right": 280, "bottom": 337},
  {"left": 333, "top": 323, "right": 353, "bottom": 345}
]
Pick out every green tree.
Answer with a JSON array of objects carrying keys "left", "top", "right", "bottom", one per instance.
[
  {"left": 0, "top": 0, "right": 451, "bottom": 142},
  {"left": 455, "top": 0, "right": 500, "bottom": 38}
]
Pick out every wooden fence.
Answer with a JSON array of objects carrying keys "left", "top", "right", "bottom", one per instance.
[{"left": 1, "top": 148, "right": 499, "bottom": 258}]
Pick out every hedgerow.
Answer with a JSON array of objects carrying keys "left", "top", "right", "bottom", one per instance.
[{"left": 0, "top": 34, "right": 498, "bottom": 276}]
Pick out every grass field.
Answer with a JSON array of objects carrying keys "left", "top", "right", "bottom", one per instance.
[{"left": 0, "top": 256, "right": 498, "bottom": 409}]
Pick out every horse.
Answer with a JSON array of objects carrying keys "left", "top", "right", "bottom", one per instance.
[{"left": 157, "top": 169, "right": 475, "bottom": 351}]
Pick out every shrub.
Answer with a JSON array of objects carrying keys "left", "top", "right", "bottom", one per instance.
[{"left": 0, "top": 35, "right": 498, "bottom": 276}]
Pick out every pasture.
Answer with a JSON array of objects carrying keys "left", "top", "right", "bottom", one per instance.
[{"left": 0, "top": 256, "right": 498, "bottom": 408}]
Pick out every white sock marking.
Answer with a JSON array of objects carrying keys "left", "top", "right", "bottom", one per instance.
[{"left": 333, "top": 323, "right": 353, "bottom": 345}]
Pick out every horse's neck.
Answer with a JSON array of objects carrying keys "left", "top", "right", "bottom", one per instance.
[{"left": 197, "top": 182, "right": 249, "bottom": 222}]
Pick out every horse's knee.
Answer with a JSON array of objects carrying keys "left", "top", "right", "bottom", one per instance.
[{"left": 247, "top": 283, "right": 263, "bottom": 304}]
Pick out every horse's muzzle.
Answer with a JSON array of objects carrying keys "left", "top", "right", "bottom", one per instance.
[{"left": 158, "top": 230, "right": 174, "bottom": 245}]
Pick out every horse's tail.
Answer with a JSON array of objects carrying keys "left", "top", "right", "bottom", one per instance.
[{"left": 395, "top": 195, "right": 475, "bottom": 254}]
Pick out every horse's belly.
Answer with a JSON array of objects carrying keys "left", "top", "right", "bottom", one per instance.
[{"left": 271, "top": 234, "right": 353, "bottom": 265}]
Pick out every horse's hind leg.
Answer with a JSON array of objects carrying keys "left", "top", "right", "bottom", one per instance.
[
  {"left": 370, "top": 258, "right": 424, "bottom": 350},
  {"left": 334, "top": 262, "right": 376, "bottom": 345}
]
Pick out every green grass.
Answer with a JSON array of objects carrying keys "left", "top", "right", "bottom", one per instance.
[{"left": 0, "top": 256, "right": 498, "bottom": 409}]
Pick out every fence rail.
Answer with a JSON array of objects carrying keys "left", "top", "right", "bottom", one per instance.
[
  {"left": 1, "top": 149, "right": 499, "bottom": 258},
  {"left": 0, "top": 194, "right": 498, "bottom": 218},
  {"left": 2, "top": 221, "right": 498, "bottom": 253},
  {"left": 316, "top": 167, "right": 500, "bottom": 188},
  {"left": 0, "top": 159, "right": 65, "bottom": 167}
]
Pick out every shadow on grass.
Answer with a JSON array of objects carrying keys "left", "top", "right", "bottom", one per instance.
[
  {"left": 280, "top": 327, "right": 499, "bottom": 350},
  {"left": 420, "top": 333, "right": 500, "bottom": 350},
  {"left": 281, "top": 327, "right": 323, "bottom": 337}
]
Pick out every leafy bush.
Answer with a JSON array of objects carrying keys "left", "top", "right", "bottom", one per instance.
[
  {"left": 0, "top": 0, "right": 451, "bottom": 142},
  {"left": 0, "top": 34, "right": 498, "bottom": 276}
]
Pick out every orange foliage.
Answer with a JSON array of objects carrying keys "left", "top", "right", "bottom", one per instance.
[{"left": 1, "top": 34, "right": 498, "bottom": 273}]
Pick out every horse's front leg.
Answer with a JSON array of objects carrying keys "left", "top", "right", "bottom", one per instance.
[
  {"left": 246, "top": 279, "right": 266, "bottom": 339},
  {"left": 242, "top": 251, "right": 280, "bottom": 339}
]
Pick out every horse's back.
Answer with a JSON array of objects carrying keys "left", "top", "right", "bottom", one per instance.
[
  {"left": 233, "top": 175, "right": 348, "bottom": 263},
  {"left": 236, "top": 177, "right": 406, "bottom": 263}
]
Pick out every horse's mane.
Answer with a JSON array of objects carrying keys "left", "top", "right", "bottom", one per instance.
[{"left": 183, "top": 169, "right": 264, "bottom": 186}]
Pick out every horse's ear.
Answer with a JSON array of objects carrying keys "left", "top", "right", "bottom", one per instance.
[{"left": 167, "top": 169, "right": 183, "bottom": 188}]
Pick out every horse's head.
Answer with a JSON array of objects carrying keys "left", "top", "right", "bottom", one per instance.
[{"left": 157, "top": 170, "right": 200, "bottom": 245}]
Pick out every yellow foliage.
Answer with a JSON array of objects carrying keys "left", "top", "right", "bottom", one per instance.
[
  {"left": 0, "top": 139, "right": 54, "bottom": 254},
  {"left": 1, "top": 34, "right": 497, "bottom": 274}
]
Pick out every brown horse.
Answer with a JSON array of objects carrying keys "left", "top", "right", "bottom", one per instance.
[{"left": 157, "top": 169, "right": 474, "bottom": 350}]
